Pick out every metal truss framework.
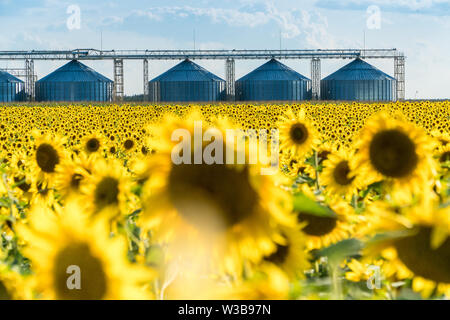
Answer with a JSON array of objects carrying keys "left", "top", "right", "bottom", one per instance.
[
  {"left": 311, "top": 58, "right": 321, "bottom": 100},
  {"left": 0, "top": 48, "right": 405, "bottom": 101},
  {"left": 225, "top": 58, "right": 235, "bottom": 101}
]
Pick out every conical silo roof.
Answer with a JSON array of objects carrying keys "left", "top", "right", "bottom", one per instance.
[
  {"left": 37, "top": 60, "right": 112, "bottom": 83},
  {"left": 151, "top": 59, "right": 224, "bottom": 82},
  {"left": 238, "top": 58, "right": 310, "bottom": 81},
  {"left": 323, "top": 58, "right": 395, "bottom": 81},
  {"left": 0, "top": 70, "right": 23, "bottom": 83}
]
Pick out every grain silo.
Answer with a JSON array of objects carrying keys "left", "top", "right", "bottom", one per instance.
[
  {"left": 35, "top": 60, "right": 113, "bottom": 102},
  {"left": 0, "top": 70, "right": 24, "bottom": 102},
  {"left": 149, "top": 59, "right": 225, "bottom": 102},
  {"left": 235, "top": 58, "right": 311, "bottom": 101},
  {"left": 321, "top": 58, "right": 396, "bottom": 101}
]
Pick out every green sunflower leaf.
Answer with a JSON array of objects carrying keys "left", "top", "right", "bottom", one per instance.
[
  {"left": 318, "top": 238, "right": 364, "bottom": 265},
  {"left": 293, "top": 192, "right": 337, "bottom": 218}
]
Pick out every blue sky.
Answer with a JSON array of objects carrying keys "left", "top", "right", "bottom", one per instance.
[{"left": 0, "top": 0, "right": 449, "bottom": 99}]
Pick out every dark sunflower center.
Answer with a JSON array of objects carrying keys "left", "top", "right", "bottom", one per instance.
[
  {"left": 289, "top": 123, "right": 309, "bottom": 144},
  {"left": 264, "top": 242, "right": 290, "bottom": 265},
  {"left": 124, "top": 139, "right": 134, "bottom": 150},
  {"left": 168, "top": 163, "right": 258, "bottom": 229},
  {"left": 394, "top": 227, "right": 450, "bottom": 283},
  {"left": 53, "top": 243, "right": 107, "bottom": 300},
  {"left": 369, "top": 129, "right": 418, "bottom": 178},
  {"left": 70, "top": 173, "right": 84, "bottom": 190},
  {"left": 94, "top": 177, "right": 119, "bottom": 209},
  {"left": 297, "top": 212, "right": 337, "bottom": 236},
  {"left": 439, "top": 151, "right": 450, "bottom": 163},
  {"left": 36, "top": 143, "right": 60, "bottom": 173},
  {"left": 86, "top": 138, "right": 100, "bottom": 152},
  {"left": 333, "top": 161, "right": 355, "bottom": 186}
]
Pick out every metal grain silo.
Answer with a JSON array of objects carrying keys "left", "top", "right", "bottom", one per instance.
[
  {"left": 236, "top": 58, "right": 311, "bottom": 101},
  {"left": 0, "top": 70, "right": 24, "bottom": 102},
  {"left": 35, "top": 60, "right": 113, "bottom": 102},
  {"left": 149, "top": 59, "right": 225, "bottom": 102},
  {"left": 321, "top": 58, "right": 396, "bottom": 101}
]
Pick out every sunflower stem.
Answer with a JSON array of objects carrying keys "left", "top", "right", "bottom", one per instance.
[
  {"left": 3, "top": 173, "right": 18, "bottom": 223},
  {"left": 314, "top": 150, "right": 321, "bottom": 192},
  {"left": 331, "top": 264, "right": 343, "bottom": 300}
]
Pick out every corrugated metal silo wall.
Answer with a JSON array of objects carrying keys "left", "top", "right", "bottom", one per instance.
[
  {"left": 0, "top": 82, "right": 24, "bottom": 102},
  {"left": 35, "top": 81, "right": 113, "bottom": 102},
  {"left": 236, "top": 80, "right": 311, "bottom": 101},
  {"left": 149, "top": 81, "right": 225, "bottom": 102},
  {"left": 320, "top": 79, "right": 396, "bottom": 101}
]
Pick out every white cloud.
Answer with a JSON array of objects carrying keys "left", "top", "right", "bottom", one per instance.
[{"left": 129, "top": 2, "right": 335, "bottom": 48}]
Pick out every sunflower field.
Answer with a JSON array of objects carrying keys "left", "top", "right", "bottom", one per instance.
[{"left": 0, "top": 101, "right": 449, "bottom": 300}]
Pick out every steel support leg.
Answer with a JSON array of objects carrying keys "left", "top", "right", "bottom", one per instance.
[
  {"left": 394, "top": 55, "right": 405, "bottom": 101},
  {"left": 113, "top": 59, "right": 124, "bottom": 102},
  {"left": 143, "top": 59, "right": 149, "bottom": 102},
  {"left": 25, "top": 59, "right": 35, "bottom": 101}
]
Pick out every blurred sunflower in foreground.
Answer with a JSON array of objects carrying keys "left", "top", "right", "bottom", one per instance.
[
  {"left": 364, "top": 200, "right": 450, "bottom": 298},
  {"left": 17, "top": 200, "right": 154, "bottom": 300},
  {"left": 140, "top": 113, "right": 294, "bottom": 274}
]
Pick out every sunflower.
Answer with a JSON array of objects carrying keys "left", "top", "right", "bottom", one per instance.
[
  {"left": 279, "top": 151, "right": 315, "bottom": 180},
  {"left": 17, "top": 200, "right": 154, "bottom": 300},
  {"left": 141, "top": 113, "right": 294, "bottom": 274},
  {"left": 122, "top": 137, "right": 137, "bottom": 153},
  {"left": 355, "top": 113, "right": 436, "bottom": 202},
  {"left": 279, "top": 109, "right": 319, "bottom": 159},
  {"left": 364, "top": 200, "right": 450, "bottom": 298},
  {"left": 30, "top": 132, "right": 67, "bottom": 187},
  {"left": 28, "top": 180, "right": 57, "bottom": 208},
  {"left": 81, "top": 158, "right": 134, "bottom": 217},
  {"left": 9, "top": 149, "right": 32, "bottom": 195},
  {"left": 81, "top": 131, "right": 106, "bottom": 155},
  {"left": 316, "top": 141, "right": 337, "bottom": 164},
  {"left": 55, "top": 155, "right": 91, "bottom": 199},
  {"left": 294, "top": 197, "right": 353, "bottom": 250},
  {"left": 262, "top": 226, "right": 310, "bottom": 279},
  {"left": 321, "top": 148, "right": 361, "bottom": 200},
  {"left": 280, "top": 152, "right": 305, "bottom": 178},
  {"left": 9, "top": 150, "right": 28, "bottom": 172}
]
